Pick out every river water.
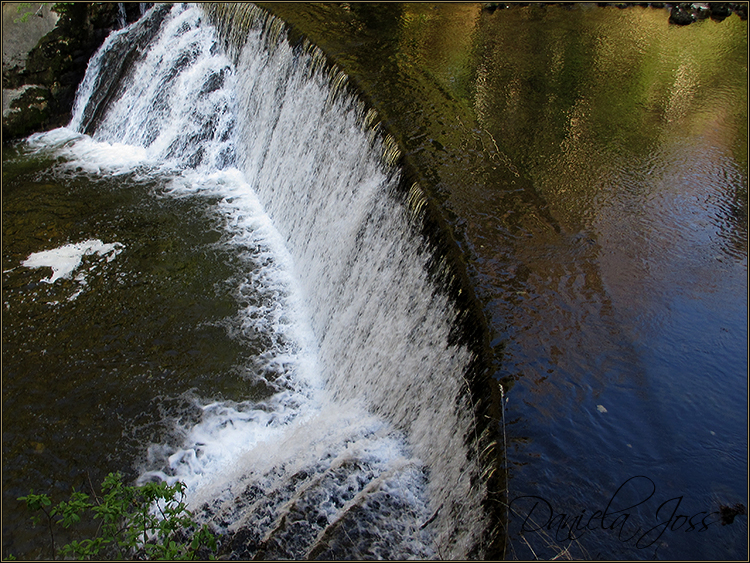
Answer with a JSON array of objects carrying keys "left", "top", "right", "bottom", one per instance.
[
  {"left": 260, "top": 3, "right": 748, "bottom": 560},
  {"left": 3, "top": 3, "right": 748, "bottom": 561}
]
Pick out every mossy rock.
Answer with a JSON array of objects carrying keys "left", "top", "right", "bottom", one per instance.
[
  {"left": 2, "top": 86, "right": 53, "bottom": 139},
  {"left": 23, "top": 3, "right": 119, "bottom": 86},
  {"left": 2, "top": 2, "right": 123, "bottom": 141}
]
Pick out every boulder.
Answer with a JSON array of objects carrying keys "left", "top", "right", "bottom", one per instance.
[
  {"left": 668, "top": 5, "right": 696, "bottom": 25},
  {"left": 2, "top": 2, "right": 146, "bottom": 141},
  {"left": 709, "top": 3, "right": 733, "bottom": 21}
]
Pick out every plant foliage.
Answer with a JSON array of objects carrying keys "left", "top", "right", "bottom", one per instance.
[
  {"left": 14, "top": 2, "right": 38, "bottom": 23},
  {"left": 17, "top": 473, "right": 217, "bottom": 560}
]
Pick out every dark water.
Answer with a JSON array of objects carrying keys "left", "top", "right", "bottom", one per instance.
[
  {"left": 2, "top": 145, "right": 275, "bottom": 559},
  {"left": 261, "top": 3, "right": 748, "bottom": 560},
  {"left": 2, "top": 3, "right": 747, "bottom": 561}
]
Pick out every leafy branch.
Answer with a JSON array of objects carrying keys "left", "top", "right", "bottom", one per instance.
[
  {"left": 14, "top": 2, "right": 41, "bottom": 23},
  {"left": 17, "top": 473, "right": 217, "bottom": 560}
]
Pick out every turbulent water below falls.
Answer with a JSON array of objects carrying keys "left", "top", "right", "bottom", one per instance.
[{"left": 3, "top": 4, "right": 501, "bottom": 560}]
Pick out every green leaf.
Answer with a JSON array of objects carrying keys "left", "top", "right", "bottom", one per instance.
[{"left": 19, "top": 474, "right": 219, "bottom": 560}]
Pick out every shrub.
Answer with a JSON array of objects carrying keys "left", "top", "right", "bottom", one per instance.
[{"left": 17, "top": 472, "right": 217, "bottom": 560}]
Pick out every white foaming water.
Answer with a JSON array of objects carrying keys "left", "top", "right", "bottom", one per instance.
[
  {"left": 22, "top": 239, "right": 124, "bottom": 284},
  {"left": 27, "top": 127, "right": 150, "bottom": 175},
  {"left": 21, "top": 239, "right": 125, "bottom": 302},
  {"left": 24, "top": 3, "right": 491, "bottom": 558}
]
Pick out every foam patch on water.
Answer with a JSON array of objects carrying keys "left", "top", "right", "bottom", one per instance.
[
  {"left": 26, "top": 126, "right": 172, "bottom": 178},
  {"left": 23, "top": 3, "right": 453, "bottom": 557},
  {"left": 22, "top": 239, "right": 124, "bottom": 284}
]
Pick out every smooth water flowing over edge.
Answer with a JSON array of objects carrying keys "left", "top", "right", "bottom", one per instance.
[
  {"left": 200, "top": 4, "right": 506, "bottom": 557},
  {"left": 13, "top": 3, "right": 507, "bottom": 559}
]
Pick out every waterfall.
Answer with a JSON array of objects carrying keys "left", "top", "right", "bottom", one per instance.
[
  {"left": 37, "top": 3, "right": 503, "bottom": 558},
  {"left": 117, "top": 3, "right": 127, "bottom": 29}
]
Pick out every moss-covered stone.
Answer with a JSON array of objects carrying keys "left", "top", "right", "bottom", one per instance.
[
  {"left": 2, "top": 85, "right": 52, "bottom": 139},
  {"left": 1, "top": 2, "right": 140, "bottom": 141}
]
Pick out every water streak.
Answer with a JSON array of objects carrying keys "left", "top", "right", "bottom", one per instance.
[{"left": 40, "top": 3, "right": 502, "bottom": 558}]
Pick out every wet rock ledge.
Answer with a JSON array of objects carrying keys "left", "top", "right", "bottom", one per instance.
[{"left": 2, "top": 2, "right": 146, "bottom": 141}]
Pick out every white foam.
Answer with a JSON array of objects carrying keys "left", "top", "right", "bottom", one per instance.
[
  {"left": 27, "top": 127, "right": 153, "bottom": 176},
  {"left": 22, "top": 239, "right": 124, "bottom": 284},
  {"left": 25, "top": 2, "right": 474, "bottom": 557}
]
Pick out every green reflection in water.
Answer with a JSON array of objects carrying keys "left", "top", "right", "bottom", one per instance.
[
  {"left": 257, "top": 3, "right": 747, "bottom": 560},
  {"left": 261, "top": 2, "right": 746, "bottom": 249},
  {"left": 474, "top": 5, "right": 747, "bottom": 233}
]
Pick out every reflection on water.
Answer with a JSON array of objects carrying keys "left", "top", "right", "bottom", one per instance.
[{"left": 261, "top": 3, "right": 747, "bottom": 560}]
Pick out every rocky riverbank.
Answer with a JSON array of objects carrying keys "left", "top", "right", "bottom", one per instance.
[
  {"left": 483, "top": 2, "right": 748, "bottom": 25},
  {"left": 2, "top": 2, "right": 147, "bottom": 141}
]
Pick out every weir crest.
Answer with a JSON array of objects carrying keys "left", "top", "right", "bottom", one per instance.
[{"left": 59, "top": 3, "right": 505, "bottom": 558}]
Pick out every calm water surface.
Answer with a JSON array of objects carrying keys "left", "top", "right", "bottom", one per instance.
[{"left": 263, "top": 3, "right": 747, "bottom": 559}]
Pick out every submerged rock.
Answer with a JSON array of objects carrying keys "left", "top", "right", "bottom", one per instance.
[{"left": 710, "top": 3, "right": 734, "bottom": 21}]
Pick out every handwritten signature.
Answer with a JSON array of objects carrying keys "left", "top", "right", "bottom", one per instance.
[{"left": 509, "top": 475, "right": 746, "bottom": 550}]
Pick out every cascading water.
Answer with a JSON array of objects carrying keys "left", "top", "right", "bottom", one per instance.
[{"left": 23, "top": 3, "right": 503, "bottom": 559}]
